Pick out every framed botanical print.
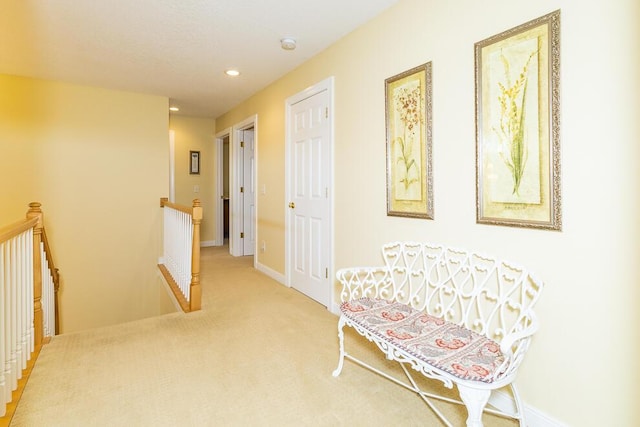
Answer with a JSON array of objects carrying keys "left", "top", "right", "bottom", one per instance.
[
  {"left": 385, "top": 62, "right": 433, "bottom": 219},
  {"left": 475, "top": 10, "right": 561, "bottom": 230}
]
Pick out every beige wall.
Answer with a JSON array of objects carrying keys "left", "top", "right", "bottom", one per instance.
[
  {"left": 0, "top": 74, "right": 176, "bottom": 333},
  {"left": 216, "top": 0, "right": 640, "bottom": 425},
  {"left": 217, "top": 97, "right": 290, "bottom": 269},
  {"left": 169, "top": 115, "right": 217, "bottom": 244}
]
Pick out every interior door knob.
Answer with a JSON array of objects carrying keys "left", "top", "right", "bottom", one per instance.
[{"left": 288, "top": 202, "right": 295, "bottom": 209}]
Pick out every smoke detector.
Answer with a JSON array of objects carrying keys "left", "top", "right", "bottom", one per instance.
[{"left": 280, "top": 38, "right": 297, "bottom": 50}]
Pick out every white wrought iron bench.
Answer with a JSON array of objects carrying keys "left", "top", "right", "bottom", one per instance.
[{"left": 332, "top": 241, "right": 544, "bottom": 427}]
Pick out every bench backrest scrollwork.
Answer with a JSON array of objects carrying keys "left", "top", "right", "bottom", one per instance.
[{"left": 381, "top": 242, "right": 544, "bottom": 351}]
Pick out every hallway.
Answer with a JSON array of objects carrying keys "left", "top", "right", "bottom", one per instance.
[{"left": 10, "top": 246, "right": 516, "bottom": 426}]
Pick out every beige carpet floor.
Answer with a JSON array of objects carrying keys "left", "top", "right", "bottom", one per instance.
[{"left": 10, "top": 246, "right": 517, "bottom": 426}]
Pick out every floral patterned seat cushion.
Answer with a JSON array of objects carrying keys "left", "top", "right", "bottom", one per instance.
[{"left": 340, "top": 298, "right": 505, "bottom": 383}]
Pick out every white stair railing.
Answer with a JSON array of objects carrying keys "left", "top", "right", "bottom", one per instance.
[
  {"left": 0, "top": 219, "right": 36, "bottom": 417},
  {"left": 0, "top": 202, "right": 60, "bottom": 418},
  {"left": 158, "top": 198, "right": 202, "bottom": 312}
]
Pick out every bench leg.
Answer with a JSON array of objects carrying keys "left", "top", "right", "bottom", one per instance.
[
  {"left": 332, "top": 316, "right": 346, "bottom": 377},
  {"left": 458, "top": 385, "right": 490, "bottom": 427},
  {"left": 511, "top": 383, "right": 526, "bottom": 426}
]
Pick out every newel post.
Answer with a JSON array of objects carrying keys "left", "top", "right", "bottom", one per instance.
[
  {"left": 26, "top": 202, "right": 44, "bottom": 346},
  {"left": 190, "top": 199, "right": 202, "bottom": 311}
]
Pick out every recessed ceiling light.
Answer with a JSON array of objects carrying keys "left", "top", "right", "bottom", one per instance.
[
  {"left": 225, "top": 69, "right": 240, "bottom": 76},
  {"left": 169, "top": 106, "right": 180, "bottom": 112}
]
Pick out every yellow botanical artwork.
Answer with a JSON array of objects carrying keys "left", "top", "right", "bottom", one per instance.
[
  {"left": 475, "top": 10, "right": 561, "bottom": 230},
  {"left": 487, "top": 38, "right": 540, "bottom": 204}
]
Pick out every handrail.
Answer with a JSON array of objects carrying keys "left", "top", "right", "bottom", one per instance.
[
  {"left": 160, "top": 199, "right": 194, "bottom": 215},
  {"left": 158, "top": 198, "right": 202, "bottom": 312},
  {"left": 0, "top": 218, "right": 38, "bottom": 244}
]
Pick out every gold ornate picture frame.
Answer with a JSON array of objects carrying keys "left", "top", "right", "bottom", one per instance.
[
  {"left": 475, "top": 10, "right": 561, "bottom": 230},
  {"left": 386, "top": 62, "right": 433, "bottom": 219}
]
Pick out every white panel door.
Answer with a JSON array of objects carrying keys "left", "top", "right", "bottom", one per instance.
[
  {"left": 241, "top": 129, "right": 255, "bottom": 256},
  {"left": 288, "top": 89, "right": 330, "bottom": 307}
]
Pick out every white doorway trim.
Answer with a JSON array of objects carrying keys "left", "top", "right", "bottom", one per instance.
[
  {"left": 214, "top": 127, "right": 231, "bottom": 247},
  {"left": 230, "top": 115, "right": 258, "bottom": 258},
  {"left": 284, "top": 76, "right": 335, "bottom": 310},
  {"left": 169, "top": 130, "right": 176, "bottom": 203}
]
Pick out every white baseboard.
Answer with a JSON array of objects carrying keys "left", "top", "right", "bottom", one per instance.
[
  {"left": 255, "top": 261, "right": 286, "bottom": 285},
  {"left": 255, "top": 262, "right": 340, "bottom": 317},
  {"left": 200, "top": 240, "right": 216, "bottom": 247},
  {"left": 489, "top": 389, "right": 568, "bottom": 427},
  {"left": 330, "top": 302, "right": 340, "bottom": 316}
]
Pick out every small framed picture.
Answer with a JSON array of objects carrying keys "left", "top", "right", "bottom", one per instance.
[{"left": 189, "top": 150, "right": 200, "bottom": 175}]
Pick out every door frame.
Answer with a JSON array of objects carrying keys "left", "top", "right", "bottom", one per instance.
[
  {"left": 169, "top": 130, "right": 176, "bottom": 203},
  {"left": 214, "top": 127, "right": 231, "bottom": 247},
  {"left": 229, "top": 115, "right": 258, "bottom": 257},
  {"left": 284, "top": 76, "right": 335, "bottom": 309}
]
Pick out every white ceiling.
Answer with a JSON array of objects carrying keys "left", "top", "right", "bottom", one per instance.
[{"left": 0, "top": 0, "right": 400, "bottom": 118}]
